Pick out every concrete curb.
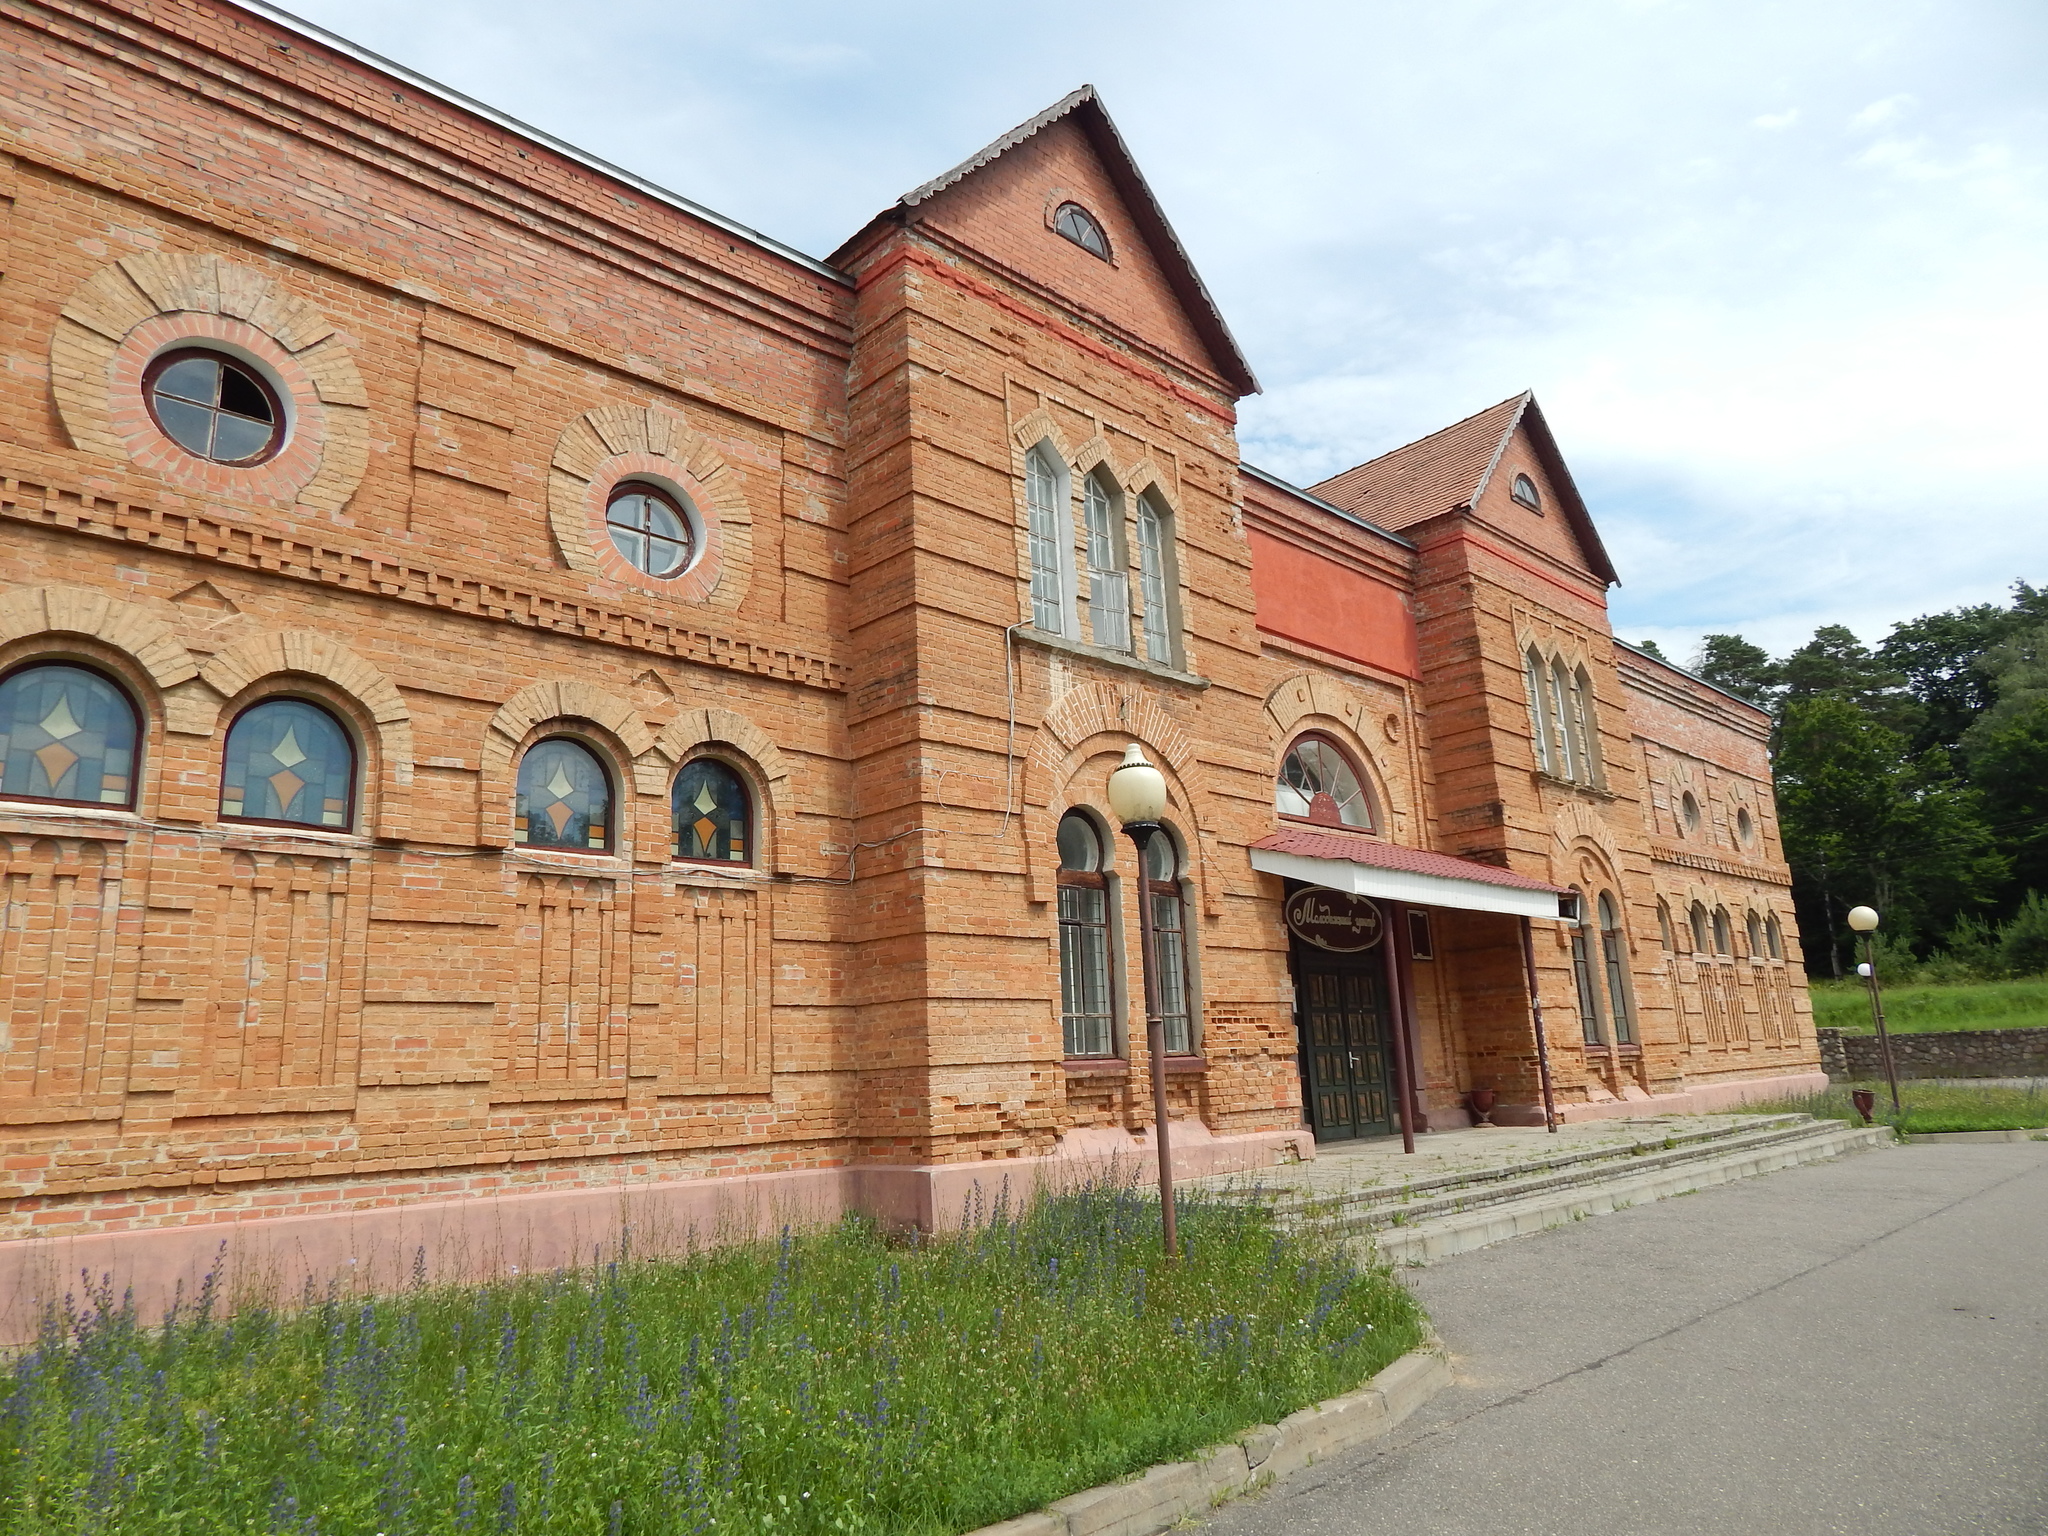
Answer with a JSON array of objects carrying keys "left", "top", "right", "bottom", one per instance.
[
  {"left": 961, "top": 1339, "right": 1453, "bottom": 1536},
  {"left": 1907, "top": 1128, "right": 2048, "bottom": 1144},
  {"left": 1369, "top": 1122, "right": 1895, "bottom": 1266}
]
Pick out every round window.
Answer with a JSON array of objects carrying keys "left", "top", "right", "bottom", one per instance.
[
  {"left": 143, "top": 349, "right": 286, "bottom": 466},
  {"left": 605, "top": 482, "right": 697, "bottom": 579}
]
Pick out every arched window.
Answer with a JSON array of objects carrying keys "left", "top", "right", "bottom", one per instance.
[
  {"left": 1679, "top": 790, "right": 1702, "bottom": 835},
  {"left": 1766, "top": 913, "right": 1784, "bottom": 960},
  {"left": 1569, "top": 886, "right": 1605, "bottom": 1045},
  {"left": 1689, "top": 902, "right": 1711, "bottom": 954},
  {"left": 1656, "top": 900, "right": 1674, "bottom": 952},
  {"left": 1025, "top": 444, "right": 1070, "bottom": 635},
  {"left": 1511, "top": 473, "right": 1542, "bottom": 511},
  {"left": 1523, "top": 648, "right": 1555, "bottom": 775},
  {"left": 1571, "top": 666, "right": 1602, "bottom": 784},
  {"left": 1547, "top": 658, "right": 1579, "bottom": 780},
  {"left": 673, "top": 758, "right": 751, "bottom": 864},
  {"left": 1145, "top": 831, "right": 1195, "bottom": 1056},
  {"left": 1276, "top": 735, "right": 1374, "bottom": 830},
  {"left": 1135, "top": 491, "right": 1177, "bottom": 666},
  {"left": 1082, "top": 469, "right": 1131, "bottom": 654},
  {"left": 1053, "top": 202, "right": 1111, "bottom": 260},
  {"left": 1056, "top": 811, "right": 1114, "bottom": 1059},
  {"left": 1712, "top": 906, "right": 1732, "bottom": 955},
  {"left": 1746, "top": 911, "right": 1765, "bottom": 958},
  {"left": 220, "top": 698, "right": 354, "bottom": 829},
  {"left": 1735, "top": 805, "right": 1755, "bottom": 845},
  {"left": 514, "top": 738, "right": 612, "bottom": 852},
  {"left": 0, "top": 664, "right": 141, "bottom": 809},
  {"left": 144, "top": 349, "right": 286, "bottom": 466},
  {"left": 1599, "top": 893, "right": 1636, "bottom": 1046}
]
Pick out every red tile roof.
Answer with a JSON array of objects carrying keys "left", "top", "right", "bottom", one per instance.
[
  {"left": 1250, "top": 828, "right": 1568, "bottom": 894},
  {"left": 1308, "top": 394, "right": 1529, "bottom": 532}
]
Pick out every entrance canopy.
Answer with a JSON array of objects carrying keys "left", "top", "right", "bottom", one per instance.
[{"left": 1249, "top": 828, "right": 1569, "bottom": 920}]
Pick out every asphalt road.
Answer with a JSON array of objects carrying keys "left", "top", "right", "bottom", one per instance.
[{"left": 1200, "top": 1141, "right": 2048, "bottom": 1536}]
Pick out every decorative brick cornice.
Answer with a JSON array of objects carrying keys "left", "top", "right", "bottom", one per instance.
[
  {"left": 1650, "top": 846, "right": 1793, "bottom": 888},
  {"left": 0, "top": 471, "right": 846, "bottom": 691}
]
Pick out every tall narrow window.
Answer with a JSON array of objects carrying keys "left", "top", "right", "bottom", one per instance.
[
  {"left": 1524, "top": 648, "right": 1554, "bottom": 775},
  {"left": 1766, "top": 913, "right": 1784, "bottom": 960},
  {"left": 1712, "top": 907, "right": 1732, "bottom": 955},
  {"left": 1571, "top": 666, "right": 1601, "bottom": 784},
  {"left": 1082, "top": 470, "right": 1131, "bottom": 653},
  {"left": 221, "top": 699, "right": 354, "bottom": 829},
  {"left": 1550, "top": 658, "right": 1579, "bottom": 781},
  {"left": 1599, "top": 893, "right": 1635, "bottom": 1046},
  {"left": 514, "top": 738, "right": 612, "bottom": 852},
  {"left": 673, "top": 758, "right": 751, "bottom": 864},
  {"left": 1656, "top": 900, "right": 1674, "bottom": 952},
  {"left": 1276, "top": 735, "right": 1374, "bottom": 830},
  {"left": 1026, "top": 446, "right": 1068, "bottom": 634},
  {"left": 1057, "top": 811, "right": 1115, "bottom": 1058},
  {"left": 0, "top": 664, "right": 140, "bottom": 808},
  {"left": 1570, "top": 887, "right": 1605, "bottom": 1045},
  {"left": 1145, "top": 833, "right": 1194, "bottom": 1056},
  {"left": 1690, "top": 902, "right": 1712, "bottom": 953},
  {"left": 1746, "top": 911, "right": 1765, "bottom": 958},
  {"left": 1136, "top": 493, "right": 1176, "bottom": 665}
]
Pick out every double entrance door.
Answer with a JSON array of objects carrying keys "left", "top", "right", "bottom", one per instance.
[{"left": 1298, "top": 959, "right": 1396, "bottom": 1142}]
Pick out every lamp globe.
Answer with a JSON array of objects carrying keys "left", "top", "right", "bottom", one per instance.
[
  {"left": 1106, "top": 743, "right": 1168, "bottom": 827},
  {"left": 1846, "top": 906, "right": 1880, "bottom": 933}
]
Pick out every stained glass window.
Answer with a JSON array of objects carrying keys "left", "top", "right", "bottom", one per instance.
[
  {"left": 221, "top": 699, "right": 354, "bottom": 828},
  {"left": 673, "top": 758, "right": 751, "bottom": 864},
  {"left": 0, "top": 664, "right": 140, "bottom": 808},
  {"left": 514, "top": 738, "right": 611, "bottom": 851},
  {"left": 1276, "top": 735, "right": 1373, "bottom": 829}
]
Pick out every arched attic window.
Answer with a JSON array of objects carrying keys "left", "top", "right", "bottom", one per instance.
[
  {"left": 1511, "top": 473, "right": 1542, "bottom": 512},
  {"left": 1054, "top": 202, "right": 1111, "bottom": 261}
]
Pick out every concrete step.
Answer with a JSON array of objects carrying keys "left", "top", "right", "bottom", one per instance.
[
  {"left": 1358, "top": 1118, "right": 1894, "bottom": 1266},
  {"left": 1287, "top": 1115, "right": 1846, "bottom": 1236}
]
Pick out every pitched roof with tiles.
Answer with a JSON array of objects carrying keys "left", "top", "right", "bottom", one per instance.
[{"left": 1307, "top": 392, "right": 1619, "bottom": 586}]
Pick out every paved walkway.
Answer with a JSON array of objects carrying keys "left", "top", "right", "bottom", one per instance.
[{"left": 1197, "top": 1140, "right": 2048, "bottom": 1535}]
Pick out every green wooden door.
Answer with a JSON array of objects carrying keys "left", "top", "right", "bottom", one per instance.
[{"left": 1300, "top": 963, "right": 1395, "bottom": 1142}]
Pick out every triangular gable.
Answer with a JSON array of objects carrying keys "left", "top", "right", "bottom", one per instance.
[
  {"left": 1310, "top": 393, "right": 1619, "bottom": 586},
  {"left": 835, "top": 87, "right": 1259, "bottom": 398}
]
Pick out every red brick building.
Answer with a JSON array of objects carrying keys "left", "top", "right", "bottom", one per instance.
[{"left": 0, "top": 1, "right": 1820, "bottom": 1321}]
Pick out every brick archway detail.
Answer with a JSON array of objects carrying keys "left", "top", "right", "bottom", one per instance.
[
  {"left": 547, "top": 405, "right": 753, "bottom": 610},
  {"left": 482, "top": 682, "right": 653, "bottom": 784},
  {"left": 1263, "top": 672, "right": 1401, "bottom": 836},
  {"left": 51, "top": 253, "right": 368, "bottom": 512},
  {"left": 0, "top": 585, "right": 198, "bottom": 694}
]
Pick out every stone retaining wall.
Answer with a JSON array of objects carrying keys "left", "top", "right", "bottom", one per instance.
[{"left": 1817, "top": 1026, "right": 2048, "bottom": 1081}]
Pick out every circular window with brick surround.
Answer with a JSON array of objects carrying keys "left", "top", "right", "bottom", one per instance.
[
  {"left": 144, "top": 349, "right": 287, "bottom": 466},
  {"left": 605, "top": 481, "right": 698, "bottom": 579}
]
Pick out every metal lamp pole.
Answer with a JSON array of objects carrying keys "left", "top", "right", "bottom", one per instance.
[
  {"left": 1108, "top": 743, "right": 1178, "bottom": 1259},
  {"left": 1846, "top": 905, "right": 1901, "bottom": 1114}
]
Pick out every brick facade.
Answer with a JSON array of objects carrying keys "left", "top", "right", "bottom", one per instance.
[{"left": 0, "top": 3, "right": 1818, "bottom": 1320}]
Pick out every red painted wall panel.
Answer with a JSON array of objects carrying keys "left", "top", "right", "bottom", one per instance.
[{"left": 1247, "top": 529, "right": 1419, "bottom": 677}]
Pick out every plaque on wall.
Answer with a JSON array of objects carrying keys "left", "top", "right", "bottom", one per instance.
[{"left": 1285, "top": 887, "right": 1385, "bottom": 952}]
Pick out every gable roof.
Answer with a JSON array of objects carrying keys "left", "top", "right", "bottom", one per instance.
[
  {"left": 864, "top": 86, "right": 1258, "bottom": 398},
  {"left": 1308, "top": 392, "right": 1619, "bottom": 586}
]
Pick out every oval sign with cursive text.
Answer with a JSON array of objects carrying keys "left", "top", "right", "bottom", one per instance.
[{"left": 1285, "top": 887, "right": 1385, "bottom": 952}]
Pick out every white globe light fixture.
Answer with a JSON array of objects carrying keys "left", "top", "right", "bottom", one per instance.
[
  {"left": 1844, "top": 904, "right": 1900, "bottom": 1112},
  {"left": 1106, "top": 741, "right": 1178, "bottom": 1258},
  {"left": 1106, "top": 743, "right": 1168, "bottom": 828}
]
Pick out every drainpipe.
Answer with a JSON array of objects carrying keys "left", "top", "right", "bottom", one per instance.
[{"left": 1519, "top": 916, "right": 1560, "bottom": 1134}]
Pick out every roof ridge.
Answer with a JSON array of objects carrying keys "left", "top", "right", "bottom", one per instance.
[
  {"left": 898, "top": 87, "right": 1097, "bottom": 208},
  {"left": 1464, "top": 391, "right": 1534, "bottom": 510},
  {"left": 1309, "top": 391, "right": 1530, "bottom": 495}
]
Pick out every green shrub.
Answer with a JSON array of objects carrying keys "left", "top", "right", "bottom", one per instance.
[{"left": 1999, "top": 890, "right": 2048, "bottom": 977}]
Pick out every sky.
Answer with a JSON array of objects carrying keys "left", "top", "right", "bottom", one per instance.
[{"left": 276, "top": 0, "right": 2048, "bottom": 663}]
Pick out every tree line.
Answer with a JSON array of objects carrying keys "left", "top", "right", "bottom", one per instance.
[{"left": 1636, "top": 581, "right": 2048, "bottom": 980}]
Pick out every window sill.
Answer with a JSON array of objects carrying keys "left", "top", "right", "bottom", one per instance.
[
  {"left": 1018, "top": 626, "right": 1209, "bottom": 690},
  {"left": 1063, "top": 1058, "right": 1129, "bottom": 1076},
  {"left": 1164, "top": 1054, "right": 1208, "bottom": 1073},
  {"left": 1533, "top": 771, "right": 1616, "bottom": 800}
]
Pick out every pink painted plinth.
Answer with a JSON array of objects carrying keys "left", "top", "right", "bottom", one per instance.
[{"left": 0, "top": 1126, "right": 1311, "bottom": 1345}]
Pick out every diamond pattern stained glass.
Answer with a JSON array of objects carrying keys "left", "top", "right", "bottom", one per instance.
[
  {"left": 221, "top": 699, "right": 354, "bottom": 828},
  {"left": 0, "top": 665, "right": 140, "bottom": 807},
  {"left": 672, "top": 759, "right": 750, "bottom": 863},
  {"left": 515, "top": 738, "right": 611, "bottom": 851}
]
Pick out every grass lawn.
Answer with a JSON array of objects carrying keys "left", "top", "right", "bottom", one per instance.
[
  {"left": 1808, "top": 977, "right": 2048, "bottom": 1035},
  {"left": 0, "top": 1183, "right": 1424, "bottom": 1536},
  {"left": 1753, "top": 1081, "right": 2048, "bottom": 1136}
]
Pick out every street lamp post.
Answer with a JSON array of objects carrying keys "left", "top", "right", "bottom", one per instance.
[
  {"left": 1107, "top": 742, "right": 1178, "bottom": 1259},
  {"left": 1845, "top": 905, "right": 1902, "bottom": 1115}
]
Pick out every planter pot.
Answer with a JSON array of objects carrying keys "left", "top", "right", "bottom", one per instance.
[{"left": 1466, "top": 1089, "right": 1498, "bottom": 1127}]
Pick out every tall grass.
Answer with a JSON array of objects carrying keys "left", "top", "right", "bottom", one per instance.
[
  {"left": 0, "top": 1182, "right": 1423, "bottom": 1536},
  {"left": 1809, "top": 977, "right": 2048, "bottom": 1034}
]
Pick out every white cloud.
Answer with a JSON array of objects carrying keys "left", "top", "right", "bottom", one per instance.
[
  {"left": 1850, "top": 93, "right": 1916, "bottom": 130},
  {"left": 1752, "top": 109, "right": 1801, "bottom": 129}
]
